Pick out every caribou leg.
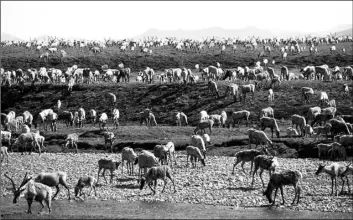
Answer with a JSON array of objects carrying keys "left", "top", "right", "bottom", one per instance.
[{"left": 52, "top": 185, "right": 60, "bottom": 200}]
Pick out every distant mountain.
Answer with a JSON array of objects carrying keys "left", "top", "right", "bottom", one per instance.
[
  {"left": 1, "top": 33, "right": 23, "bottom": 41},
  {"left": 31, "top": 35, "right": 51, "bottom": 41},
  {"left": 32, "top": 35, "right": 89, "bottom": 41},
  {"left": 335, "top": 28, "right": 353, "bottom": 36},
  {"left": 328, "top": 24, "right": 352, "bottom": 33},
  {"left": 312, "top": 24, "right": 352, "bottom": 37},
  {"left": 271, "top": 29, "right": 307, "bottom": 38},
  {"left": 2, "top": 25, "right": 351, "bottom": 43},
  {"left": 137, "top": 25, "right": 353, "bottom": 39},
  {"left": 138, "top": 26, "right": 276, "bottom": 39}
]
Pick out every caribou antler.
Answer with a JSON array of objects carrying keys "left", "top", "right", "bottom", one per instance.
[
  {"left": 4, "top": 172, "right": 32, "bottom": 191},
  {"left": 20, "top": 172, "right": 31, "bottom": 188},
  {"left": 4, "top": 172, "right": 16, "bottom": 190}
]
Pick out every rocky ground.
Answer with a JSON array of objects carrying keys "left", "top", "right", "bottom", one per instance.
[{"left": 1, "top": 152, "right": 352, "bottom": 215}]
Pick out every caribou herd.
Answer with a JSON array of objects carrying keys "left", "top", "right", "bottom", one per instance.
[
  {"left": 0, "top": 33, "right": 352, "bottom": 65},
  {"left": 2, "top": 33, "right": 352, "bottom": 55},
  {"left": 1, "top": 61, "right": 352, "bottom": 94},
  {"left": 1, "top": 34, "right": 353, "bottom": 215}
]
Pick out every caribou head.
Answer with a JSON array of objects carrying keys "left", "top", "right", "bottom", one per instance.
[{"left": 4, "top": 172, "right": 32, "bottom": 204}]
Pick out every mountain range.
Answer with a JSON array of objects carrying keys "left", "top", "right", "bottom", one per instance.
[
  {"left": 1, "top": 33, "right": 24, "bottom": 41},
  {"left": 2, "top": 24, "right": 352, "bottom": 41},
  {"left": 136, "top": 25, "right": 352, "bottom": 39}
]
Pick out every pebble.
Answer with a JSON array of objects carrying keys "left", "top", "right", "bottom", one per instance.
[{"left": 1, "top": 153, "right": 352, "bottom": 213}]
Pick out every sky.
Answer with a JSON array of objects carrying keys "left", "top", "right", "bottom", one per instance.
[{"left": 1, "top": 1, "right": 352, "bottom": 40}]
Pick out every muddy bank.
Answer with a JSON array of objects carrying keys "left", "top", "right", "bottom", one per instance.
[{"left": 1, "top": 198, "right": 352, "bottom": 219}]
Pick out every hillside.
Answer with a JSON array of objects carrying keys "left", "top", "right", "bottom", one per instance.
[
  {"left": 1, "top": 41, "right": 353, "bottom": 125},
  {"left": 138, "top": 26, "right": 275, "bottom": 39},
  {"left": 137, "top": 25, "right": 353, "bottom": 39},
  {"left": 336, "top": 28, "right": 353, "bottom": 36},
  {"left": 1, "top": 41, "right": 352, "bottom": 158},
  {"left": 0, "top": 32, "right": 23, "bottom": 41},
  {"left": 2, "top": 80, "right": 352, "bottom": 127}
]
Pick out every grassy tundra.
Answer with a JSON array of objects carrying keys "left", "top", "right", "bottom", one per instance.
[
  {"left": 1, "top": 40, "right": 352, "bottom": 155},
  {"left": 1, "top": 41, "right": 352, "bottom": 71},
  {"left": 1, "top": 38, "right": 352, "bottom": 217}
]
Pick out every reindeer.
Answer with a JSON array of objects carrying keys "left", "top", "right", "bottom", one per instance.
[
  {"left": 39, "top": 52, "right": 49, "bottom": 62},
  {"left": 263, "top": 170, "right": 302, "bottom": 205},
  {"left": 1, "top": 146, "right": 9, "bottom": 166},
  {"left": 341, "top": 163, "right": 352, "bottom": 194},
  {"left": 74, "top": 176, "right": 97, "bottom": 198},
  {"left": 97, "top": 159, "right": 121, "bottom": 184},
  {"left": 315, "top": 163, "right": 351, "bottom": 196},
  {"left": 5, "top": 172, "right": 52, "bottom": 214},
  {"left": 34, "top": 171, "right": 71, "bottom": 200}
]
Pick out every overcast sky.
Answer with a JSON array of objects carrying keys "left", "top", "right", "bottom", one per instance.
[{"left": 1, "top": 1, "right": 352, "bottom": 40}]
